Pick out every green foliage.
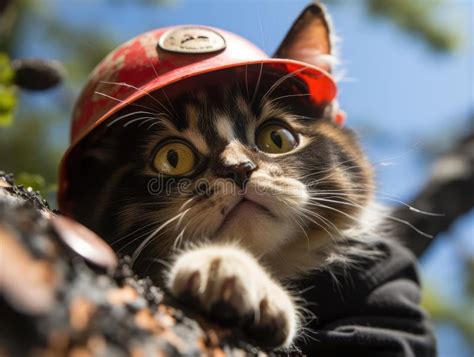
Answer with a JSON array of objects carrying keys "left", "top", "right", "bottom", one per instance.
[
  {"left": 0, "top": 52, "right": 17, "bottom": 126},
  {"left": 422, "top": 286, "right": 474, "bottom": 347},
  {"left": 0, "top": 53, "right": 14, "bottom": 84},
  {"left": 15, "top": 171, "right": 58, "bottom": 198},
  {"left": 16, "top": 172, "right": 46, "bottom": 192},
  {"left": 0, "top": 116, "right": 61, "bottom": 185},
  {"left": 0, "top": 90, "right": 16, "bottom": 126}
]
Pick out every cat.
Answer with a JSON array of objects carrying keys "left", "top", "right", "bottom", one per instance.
[{"left": 65, "top": 3, "right": 380, "bottom": 349}]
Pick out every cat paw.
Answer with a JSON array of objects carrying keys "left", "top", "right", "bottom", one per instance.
[{"left": 167, "top": 245, "right": 298, "bottom": 348}]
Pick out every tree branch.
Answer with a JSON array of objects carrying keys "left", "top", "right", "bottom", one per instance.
[
  {"left": 393, "top": 125, "right": 474, "bottom": 256},
  {"left": 0, "top": 173, "right": 269, "bottom": 356}
]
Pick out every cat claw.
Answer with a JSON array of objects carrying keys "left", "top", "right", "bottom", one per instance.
[{"left": 167, "top": 245, "right": 298, "bottom": 348}]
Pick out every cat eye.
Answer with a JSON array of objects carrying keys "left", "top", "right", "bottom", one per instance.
[
  {"left": 152, "top": 141, "right": 197, "bottom": 176},
  {"left": 255, "top": 122, "right": 298, "bottom": 154}
]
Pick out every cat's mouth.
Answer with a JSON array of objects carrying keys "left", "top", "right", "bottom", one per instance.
[{"left": 219, "top": 197, "right": 275, "bottom": 228}]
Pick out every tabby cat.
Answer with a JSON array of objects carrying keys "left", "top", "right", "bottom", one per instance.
[{"left": 67, "top": 4, "right": 380, "bottom": 348}]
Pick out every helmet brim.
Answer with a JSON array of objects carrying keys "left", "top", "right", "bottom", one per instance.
[{"left": 58, "top": 59, "right": 336, "bottom": 213}]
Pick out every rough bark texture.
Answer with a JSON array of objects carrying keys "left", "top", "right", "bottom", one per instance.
[
  {"left": 393, "top": 129, "right": 474, "bottom": 256},
  {"left": 0, "top": 173, "right": 271, "bottom": 357}
]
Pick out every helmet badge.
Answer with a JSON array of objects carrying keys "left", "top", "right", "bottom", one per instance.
[{"left": 158, "top": 26, "right": 226, "bottom": 54}]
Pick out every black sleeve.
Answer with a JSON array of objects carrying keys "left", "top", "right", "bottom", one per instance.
[{"left": 295, "top": 240, "right": 437, "bottom": 357}]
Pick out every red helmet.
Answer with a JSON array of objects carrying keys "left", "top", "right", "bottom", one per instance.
[{"left": 58, "top": 25, "right": 337, "bottom": 213}]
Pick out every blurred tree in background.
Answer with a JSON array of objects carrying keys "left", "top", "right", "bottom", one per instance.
[
  {"left": 0, "top": 0, "right": 472, "bottom": 354},
  {"left": 0, "top": 0, "right": 114, "bottom": 191},
  {"left": 367, "top": 0, "right": 459, "bottom": 51}
]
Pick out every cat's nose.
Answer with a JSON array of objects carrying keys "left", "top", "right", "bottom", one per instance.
[
  {"left": 232, "top": 161, "right": 256, "bottom": 189},
  {"left": 218, "top": 161, "right": 256, "bottom": 189}
]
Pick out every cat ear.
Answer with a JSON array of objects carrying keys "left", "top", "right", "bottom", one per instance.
[{"left": 273, "top": 2, "right": 335, "bottom": 73}]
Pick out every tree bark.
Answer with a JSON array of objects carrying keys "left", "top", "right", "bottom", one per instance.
[{"left": 0, "top": 173, "right": 268, "bottom": 356}]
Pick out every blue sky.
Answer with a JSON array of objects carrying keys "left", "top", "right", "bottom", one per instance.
[{"left": 14, "top": 1, "right": 474, "bottom": 355}]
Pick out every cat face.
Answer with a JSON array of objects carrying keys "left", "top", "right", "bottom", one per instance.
[
  {"left": 63, "top": 4, "right": 375, "bottom": 276},
  {"left": 66, "top": 68, "right": 373, "bottom": 272},
  {"left": 139, "top": 82, "right": 314, "bottom": 256}
]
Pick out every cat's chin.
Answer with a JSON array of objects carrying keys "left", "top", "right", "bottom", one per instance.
[
  {"left": 226, "top": 198, "right": 274, "bottom": 221},
  {"left": 212, "top": 197, "right": 275, "bottom": 240},
  {"left": 208, "top": 194, "right": 299, "bottom": 256}
]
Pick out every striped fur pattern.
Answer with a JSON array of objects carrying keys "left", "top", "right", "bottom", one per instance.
[
  {"left": 67, "top": 71, "right": 378, "bottom": 347},
  {"left": 69, "top": 72, "right": 375, "bottom": 275}
]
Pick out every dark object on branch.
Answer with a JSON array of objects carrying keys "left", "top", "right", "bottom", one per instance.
[
  {"left": 0, "top": 173, "right": 267, "bottom": 356},
  {"left": 0, "top": 0, "right": 11, "bottom": 16},
  {"left": 394, "top": 129, "right": 474, "bottom": 256},
  {"left": 12, "top": 58, "right": 65, "bottom": 91}
]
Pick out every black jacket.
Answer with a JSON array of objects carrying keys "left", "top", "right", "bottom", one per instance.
[{"left": 295, "top": 239, "right": 437, "bottom": 356}]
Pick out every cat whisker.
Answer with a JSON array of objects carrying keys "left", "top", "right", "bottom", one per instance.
[
  {"left": 308, "top": 197, "right": 433, "bottom": 238},
  {"left": 172, "top": 205, "right": 205, "bottom": 250},
  {"left": 309, "top": 163, "right": 370, "bottom": 184},
  {"left": 110, "top": 220, "right": 159, "bottom": 248},
  {"left": 117, "top": 217, "right": 174, "bottom": 255},
  {"left": 292, "top": 114, "right": 317, "bottom": 121},
  {"left": 173, "top": 227, "right": 187, "bottom": 250},
  {"left": 160, "top": 88, "right": 180, "bottom": 120},
  {"left": 303, "top": 207, "right": 344, "bottom": 237},
  {"left": 175, "top": 219, "right": 203, "bottom": 247},
  {"left": 123, "top": 116, "right": 162, "bottom": 128},
  {"left": 106, "top": 110, "right": 158, "bottom": 127},
  {"left": 281, "top": 201, "right": 310, "bottom": 249},
  {"left": 268, "top": 93, "right": 311, "bottom": 106},
  {"left": 260, "top": 66, "right": 307, "bottom": 105},
  {"left": 137, "top": 116, "right": 162, "bottom": 128},
  {"left": 142, "top": 256, "right": 172, "bottom": 276},
  {"left": 244, "top": 64, "right": 250, "bottom": 100},
  {"left": 307, "top": 178, "right": 441, "bottom": 216},
  {"left": 306, "top": 200, "right": 363, "bottom": 227},
  {"left": 179, "top": 196, "right": 197, "bottom": 211},
  {"left": 94, "top": 91, "right": 159, "bottom": 113},
  {"left": 278, "top": 195, "right": 341, "bottom": 245},
  {"left": 116, "top": 225, "right": 158, "bottom": 254},
  {"left": 251, "top": 62, "right": 264, "bottom": 105},
  {"left": 299, "top": 149, "right": 417, "bottom": 183},
  {"left": 249, "top": 12, "right": 266, "bottom": 105},
  {"left": 147, "top": 122, "right": 160, "bottom": 130},
  {"left": 298, "top": 207, "right": 342, "bottom": 243},
  {"left": 148, "top": 58, "right": 160, "bottom": 79},
  {"left": 131, "top": 208, "right": 191, "bottom": 265},
  {"left": 308, "top": 187, "right": 375, "bottom": 194},
  {"left": 309, "top": 191, "right": 443, "bottom": 217},
  {"left": 177, "top": 208, "right": 190, "bottom": 227},
  {"left": 297, "top": 157, "right": 361, "bottom": 181},
  {"left": 99, "top": 80, "right": 176, "bottom": 119}
]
